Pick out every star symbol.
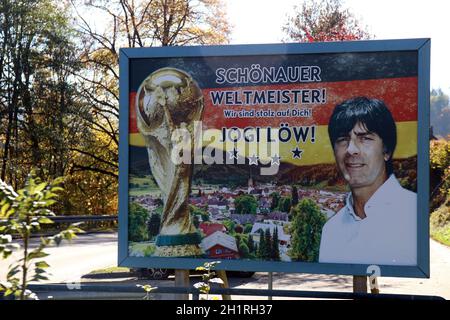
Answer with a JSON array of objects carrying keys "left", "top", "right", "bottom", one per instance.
[
  {"left": 248, "top": 154, "right": 259, "bottom": 165},
  {"left": 228, "top": 148, "right": 239, "bottom": 160},
  {"left": 291, "top": 147, "right": 303, "bottom": 159},
  {"left": 271, "top": 154, "right": 281, "bottom": 166}
]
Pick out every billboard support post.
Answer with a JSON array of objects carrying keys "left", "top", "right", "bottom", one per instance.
[
  {"left": 174, "top": 270, "right": 190, "bottom": 300},
  {"left": 268, "top": 272, "right": 273, "bottom": 300},
  {"left": 371, "top": 281, "right": 380, "bottom": 294},
  {"left": 353, "top": 276, "right": 368, "bottom": 293},
  {"left": 217, "top": 270, "right": 231, "bottom": 300}
]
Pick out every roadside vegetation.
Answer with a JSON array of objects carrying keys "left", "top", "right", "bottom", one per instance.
[
  {"left": 430, "top": 138, "right": 450, "bottom": 246},
  {"left": 0, "top": 172, "right": 82, "bottom": 299}
]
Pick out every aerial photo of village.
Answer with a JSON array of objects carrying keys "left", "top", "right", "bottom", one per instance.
[
  {"left": 128, "top": 172, "right": 347, "bottom": 263},
  {"left": 127, "top": 145, "right": 417, "bottom": 263}
]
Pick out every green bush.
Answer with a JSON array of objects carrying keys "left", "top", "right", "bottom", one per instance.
[
  {"left": 190, "top": 204, "right": 209, "bottom": 222},
  {"left": 147, "top": 213, "right": 161, "bottom": 239},
  {"left": 129, "top": 202, "right": 149, "bottom": 242},
  {"left": 431, "top": 201, "right": 450, "bottom": 227},
  {"left": 244, "top": 223, "right": 253, "bottom": 234},
  {"left": 0, "top": 171, "right": 82, "bottom": 299},
  {"left": 430, "top": 197, "right": 450, "bottom": 246},
  {"left": 234, "top": 234, "right": 250, "bottom": 258},
  {"left": 234, "top": 195, "right": 257, "bottom": 215},
  {"left": 289, "top": 198, "right": 326, "bottom": 262},
  {"left": 278, "top": 196, "right": 292, "bottom": 213},
  {"left": 239, "top": 242, "right": 250, "bottom": 258},
  {"left": 270, "top": 192, "right": 280, "bottom": 210},
  {"left": 430, "top": 139, "right": 450, "bottom": 210},
  {"left": 143, "top": 245, "right": 156, "bottom": 257},
  {"left": 223, "top": 219, "right": 236, "bottom": 235}
]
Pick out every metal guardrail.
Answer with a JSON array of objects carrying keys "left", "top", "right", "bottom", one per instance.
[
  {"left": 50, "top": 215, "right": 118, "bottom": 223},
  {"left": 26, "top": 284, "right": 445, "bottom": 300},
  {"left": 17, "top": 217, "right": 444, "bottom": 301},
  {"left": 14, "top": 215, "right": 119, "bottom": 238}
]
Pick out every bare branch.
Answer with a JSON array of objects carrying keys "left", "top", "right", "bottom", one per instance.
[
  {"left": 70, "top": 147, "right": 118, "bottom": 169},
  {"left": 72, "top": 164, "right": 118, "bottom": 178}
]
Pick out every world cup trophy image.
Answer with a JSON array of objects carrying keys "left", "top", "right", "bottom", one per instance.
[{"left": 135, "top": 68, "right": 204, "bottom": 257}]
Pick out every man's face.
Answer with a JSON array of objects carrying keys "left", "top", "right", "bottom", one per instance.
[{"left": 333, "top": 122, "right": 388, "bottom": 189}]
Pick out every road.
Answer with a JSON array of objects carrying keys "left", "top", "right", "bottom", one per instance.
[
  {"left": 0, "top": 233, "right": 117, "bottom": 285},
  {"left": 1, "top": 232, "right": 449, "bottom": 299}
]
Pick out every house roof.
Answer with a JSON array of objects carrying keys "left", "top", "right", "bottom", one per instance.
[
  {"left": 266, "top": 211, "right": 289, "bottom": 221},
  {"left": 200, "top": 231, "right": 238, "bottom": 252},
  {"left": 199, "top": 223, "right": 225, "bottom": 236},
  {"left": 190, "top": 198, "right": 203, "bottom": 204},
  {"left": 208, "top": 207, "right": 220, "bottom": 214},
  {"left": 207, "top": 198, "right": 228, "bottom": 206}
]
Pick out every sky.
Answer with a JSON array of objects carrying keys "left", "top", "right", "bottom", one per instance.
[{"left": 226, "top": 0, "right": 450, "bottom": 93}]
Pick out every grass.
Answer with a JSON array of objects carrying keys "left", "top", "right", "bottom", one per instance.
[
  {"left": 431, "top": 227, "right": 450, "bottom": 247},
  {"left": 129, "top": 188, "right": 161, "bottom": 197},
  {"left": 293, "top": 182, "right": 348, "bottom": 193},
  {"left": 154, "top": 206, "right": 163, "bottom": 215},
  {"left": 129, "top": 174, "right": 161, "bottom": 197},
  {"left": 129, "top": 175, "right": 157, "bottom": 187},
  {"left": 87, "top": 266, "right": 131, "bottom": 275},
  {"left": 129, "top": 242, "right": 156, "bottom": 257}
]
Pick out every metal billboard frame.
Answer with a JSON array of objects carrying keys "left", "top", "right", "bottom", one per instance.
[{"left": 119, "top": 38, "right": 430, "bottom": 278}]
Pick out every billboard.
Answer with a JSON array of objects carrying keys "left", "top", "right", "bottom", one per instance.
[{"left": 119, "top": 39, "right": 430, "bottom": 278}]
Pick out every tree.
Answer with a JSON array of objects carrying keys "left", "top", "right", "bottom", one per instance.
[
  {"left": 68, "top": 0, "right": 232, "bottom": 183},
  {"left": 149, "top": 0, "right": 231, "bottom": 46},
  {"left": 238, "top": 242, "right": 250, "bottom": 259},
  {"left": 430, "top": 139, "right": 450, "bottom": 209},
  {"left": 278, "top": 196, "right": 292, "bottom": 213},
  {"left": 244, "top": 223, "right": 253, "bottom": 234},
  {"left": 0, "top": 1, "right": 118, "bottom": 216},
  {"left": 0, "top": 0, "right": 83, "bottom": 187},
  {"left": 271, "top": 227, "right": 280, "bottom": 261},
  {"left": 270, "top": 192, "right": 280, "bottom": 210},
  {"left": 155, "top": 198, "right": 164, "bottom": 207},
  {"left": 190, "top": 204, "right": 209, "bottom": 222},
  {"left": 283, "top": 0, "right": 371, "bottom": 43},
  {"left": 247, "top": 236, "right": 255, "bottom": 253},
  {"left": 193, "top": 215, "right": 200, "bottom": 229},
  {"left": 264, "top": 228, "right": 272, "bottom": 260},
  {"left": 129, "top": 202, "right": 149, "bottom": 242},
  {"left": 289, "top": 199, "right": 327, "bottom": 262},
  {"left": 292, "top": 186, "right": 299, "bottom": 206},
  {"left": 430, "top": 89, "right": 450, "bottom": 138},
  {"left": 147, "top": 213, "right": 161, "bottom": 238},
  {"left": 222, "top": 219, "right": 235, "bottom": 235},
  {"left": 201, "top": 212, "right": 210, "bottom": 222},
  {"left": 429, "top": 138, "right": 450, "bottom": 247},
  {"left": 234, "top": 194, "right": 258, "bottom": 215},
  {"left": 234, "top": 233, "right": 250, "bottom": 258},
  {"left": 190, "top": 204, "right": 205, "bottom": 216},
  {"left": 257, "top": 229, "right": 266, "bottom": 259},
  {"left": 62, "top": 130, "right": 119, "bottom": 215}
]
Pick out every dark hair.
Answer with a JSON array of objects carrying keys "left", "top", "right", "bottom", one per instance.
[{"left": 328, "top": 97, "right": 397, "bottom": 175}]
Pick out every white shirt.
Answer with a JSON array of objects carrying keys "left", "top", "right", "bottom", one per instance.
[{"left": 319, "top": 175, "right": 417, "bottom": 266}]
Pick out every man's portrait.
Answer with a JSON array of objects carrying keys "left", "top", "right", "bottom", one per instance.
[{"left": 319, "top": 97, "right": 417, "bottom": 265}]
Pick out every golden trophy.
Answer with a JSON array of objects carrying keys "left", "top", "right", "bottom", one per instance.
[{"left": 135, "top": 68, "right": 204, "bottom": 257}]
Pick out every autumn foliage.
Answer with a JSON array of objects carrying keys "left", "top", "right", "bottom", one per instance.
[{"left": 283, "top": 0, "right": 371, "bottom": 42}]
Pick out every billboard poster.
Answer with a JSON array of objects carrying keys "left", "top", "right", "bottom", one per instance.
[{"left": 119, "top": 39, "right": 430, "bottom": 277}]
